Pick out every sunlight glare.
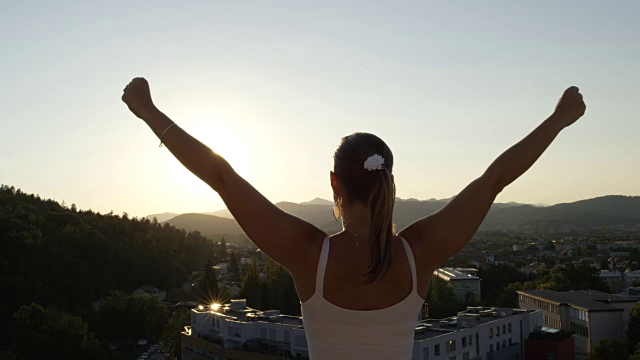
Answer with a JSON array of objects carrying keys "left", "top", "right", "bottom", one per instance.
[{"left": 168, "top": 111, "right": 255, "bottom": 188}]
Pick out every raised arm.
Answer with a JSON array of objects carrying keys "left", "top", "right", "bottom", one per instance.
[
  {"left": 399, "top": 87, "right": 586, "bottom": 270},
  {"left": 121, "top": 78, "right": 326, "bottom": 271}
]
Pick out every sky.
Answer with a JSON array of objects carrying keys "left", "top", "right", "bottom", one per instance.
[{"left": 1, "top": 1, "right": 639, "bottom": 218}]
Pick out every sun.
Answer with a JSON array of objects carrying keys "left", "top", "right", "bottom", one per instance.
[{"left": 166, "top": 112, "right": 254, "bottom": 189}]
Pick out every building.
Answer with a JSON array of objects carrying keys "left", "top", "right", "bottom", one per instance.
[
  {"left": 524, "top": 328, "right": 575, "bottom": 360},
  {"left": 182, "top": 299, "right": 542, "bottom": 360},
  {"left": 183, "top": 299, "right": 309, "bottom": 359},
  {"left": 413, "top": 307, "right": 542, "bottom": 360},
  {"left": 434, "top": 268, "right": 481, "bottom": 303},
  {"left": 132, "top": 285, "right": 166, "bottom": 302},
  {"left": 517, "top": 289, "right": 638, "bottom": 359},
  {"left": 600, "top": 270, "right": 640, "bottom": 293}
]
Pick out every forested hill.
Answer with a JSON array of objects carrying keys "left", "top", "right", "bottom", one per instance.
[
  {"left": 161, "top": 195, "right": 640, "bottom": 236},
  {"left": 482, "top": 195, "right": 640, "bottom": 229},
  {"left": 0, "top": 185, "right": 216, "bottom": 344}
]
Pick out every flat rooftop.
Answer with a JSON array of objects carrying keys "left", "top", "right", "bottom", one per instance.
[
  {"left": 518, "top": 290, "right": 626, "bottom": 312},
  {"left": 434, "top": 267, "right": 480, "bottom": 281},
  {"left": 414, "top": 307, "right": 535, "bottom": 341}
]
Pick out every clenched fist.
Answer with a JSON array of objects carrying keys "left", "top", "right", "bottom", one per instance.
[
  {"left": 122, "top": 77, "right": 157, "bottom": 120},
  {"left": 553, "top": 86, "right": 586, "bottom": 128}
]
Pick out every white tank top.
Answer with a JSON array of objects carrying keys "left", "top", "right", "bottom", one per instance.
[{"left": 300, "top": 237, "right": 425, "bottom": 360}]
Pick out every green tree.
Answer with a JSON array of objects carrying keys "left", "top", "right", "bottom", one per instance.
[
  {"left": 218, "top": 237, "right": 228, "bottom": 261},
  {"left": 538, "top": 264, "right": 609, "bottom": 292},
  {"left": 240, "top": 263, "right": 263, "bottom": 308},
  {"left": 12, "top": 303, "right": 109, "bottom": 359},
  {"left": 195, "top": 260, "right": 220, "bottom": 303},
  {"left": 228, "top": 252, "right": 240, "bottom": 274},
  {"left": 627, "top": 303, "right": 640, "bottom": 353},
  {"left": 95, "top": 291, "right": 169, "bottom": 342},
  {"left": 586, "top": 339, "right": 627, "bottom": 360},
  {"left": 495, "top": 281, "right": 537, "bottom": 308},
  {"left": 426, "top": 276, "right": 461, "bottom": 318},
  {"left": 478, "top": 264, "right": 527, "bottom": 305},
  {"left": 161, "top": 308, "right": 191, "bottom": 359},
  {"left": 629, "top": 344, "right": 640, "bottom": 360}
]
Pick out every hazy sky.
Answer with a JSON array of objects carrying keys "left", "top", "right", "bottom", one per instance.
[{"left": 1, "top": 1, "right": 638, "bottom": 218}]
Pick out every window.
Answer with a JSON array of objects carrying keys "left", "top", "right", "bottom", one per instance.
[
  {"left": 270, "top": 329, "right": 276, "bottom": 340},
  {"left": 422, "top": 347, "right": 430, "bottom": 359},
  {"left": 497, "top": 326, "right": 501, "bottom": 336},
  {"left": 502, "top": 339, "right": 507, "bottom": 348},
  {"left": 509, "top": 337, "right": 513, "bottom": 346},
  {"left": 284, "top": 331, "right": 290, "bottom": 342},
  {"left": 463, "top": 352, "right": 470, "bottom": 360},
  {"left": 497, "top": 342, "right": 500, "bottom": 350},
  {"left": 470, "top": 334, "right": 474, "bottom": 345},
  {"left": 490, "top": 344, "right": 494, "bottom": 352},
  {"left": 435, "top": 344, "right": 441, "bottom": 356},
  {"left": 508, "top": 323, "right": 512, "bottom": 333},
  {"left": 570, "top": 322, "right": 589, "bottom": 337},
  {"left": 462, "top": 336, "right": 467, "bottom": 347},
  {"left": 489, "top": 328, "right": 493, "bottom": 338},
  {"left": 260, "top": 328, "right": 266, "bottom": 338},
  {"left": 503, "top": 324, "right": 507, "bottom": 334},
  {"left": 448, "top": 340, "right": 456, "bottom": 352}
]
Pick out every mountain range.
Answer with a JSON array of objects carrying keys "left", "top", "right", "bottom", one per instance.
[{"left": 147, "top": 195, "right": 640, "bottom": 239}]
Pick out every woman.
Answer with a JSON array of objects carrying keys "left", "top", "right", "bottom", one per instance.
[{"left": 122, "top": 78, "right": 585, "bottom": 359}]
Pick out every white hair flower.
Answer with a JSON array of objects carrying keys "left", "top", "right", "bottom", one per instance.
[{"left": 364, "top": 154, "right": 385, "bottom": 171}]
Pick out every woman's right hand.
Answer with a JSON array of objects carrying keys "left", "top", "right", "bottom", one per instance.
[
  {"left": 122, "top": 77, "right": 158, "bottom": 120},
  {"left": 553, "top": 86, "right": 587, "bottom": 128}
]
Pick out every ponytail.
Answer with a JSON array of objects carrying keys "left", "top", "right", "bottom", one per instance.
[
  {"left": 365, "top": 169, "right": 396, "bottom": 283},
  {"left": 333, "top": 132, "right": 396, "bottom": 284}
]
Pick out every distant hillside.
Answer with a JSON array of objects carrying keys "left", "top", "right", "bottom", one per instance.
[
  {"left": 300, "top": 197, "right": 334, "bottom": 206},
  {"left": 482, "top": 195, "right": 640, "bottom": 230},
  {"left": 164, "top": 195, "right": 640, "bottom": 235},
  {"left": 164, "top": 213, "right": 244, "bottom": 235},
  {"left": 145, "top": 212, "right": 179, "bottom": 223}
]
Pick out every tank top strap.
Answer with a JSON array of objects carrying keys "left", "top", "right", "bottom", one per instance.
[
  {"left": 315, "top": 237, "right": 331, "bottom": 296},
  {"left": 399, "top": 237, "right": 418, "bottom": 293}
]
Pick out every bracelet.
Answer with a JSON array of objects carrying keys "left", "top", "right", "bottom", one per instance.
[{"left": 159, "top": 123, "right": 178, "bottom": 148}]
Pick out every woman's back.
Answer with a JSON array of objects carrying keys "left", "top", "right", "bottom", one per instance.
[{"left": 300, "top": 235, "right": 425, "bottom": 359}]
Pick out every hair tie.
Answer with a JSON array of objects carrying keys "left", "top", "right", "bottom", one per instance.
[{"left": 364, "top": 154, "right": 385, "bottom": 171}]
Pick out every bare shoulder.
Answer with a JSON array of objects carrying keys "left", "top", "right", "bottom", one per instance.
[
  {"left": 398, "top": 219, "right": 438, "bottom": 272},
  {"left": 290, "top": 230, "right": 329, "bottom": 302},
  {"left": 291, "top": 228, "right": 328, "bottom": 272}
]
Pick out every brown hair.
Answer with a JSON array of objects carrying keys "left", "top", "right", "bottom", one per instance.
[{"left": 333, "top": 132, "right": 396, "bottom": 283}]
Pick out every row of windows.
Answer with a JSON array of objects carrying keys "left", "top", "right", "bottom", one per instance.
[
  {"left": 422, "top": 347, "right": 471, "bottom": 360},
  {"left": 519, "top": 295, "right": 560, "bottom": 314},
  {"left": 571, "top": 322, "right": 589, "bottom": 337},
  {"left": 422, "top": 333, "right": 477, "bottom": 359},
  {"left": 489, "top": 323, "right": 513, "bottom": 338},
  {"left": 489, "top": 338, "right": 513, "bottom": 352},
  {"left": 542, "top": 315, "right": 561, "bottom": 329},
  {"left": 452, "top": 282, "right": 474, "bottom": 288},
  {"left": 570, "top": 307, "right": 588, "bottom": 321}
]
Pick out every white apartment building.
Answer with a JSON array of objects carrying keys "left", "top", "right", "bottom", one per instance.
[
  {"left": 184, "top": 299, "right": 308, "bottom": 359},
  {"left": 413, "top": 307, "right": 542, "bottom": 360},
  {"left": 434, "top": 268, "right": 482, "bottom": 303},
  {"left": 182, "top": 299, "right": 542, "bottom": 360}
]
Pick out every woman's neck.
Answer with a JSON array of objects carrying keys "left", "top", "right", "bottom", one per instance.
[{"left": 340, "top": 202, "right": 371, "bottom": 236}]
